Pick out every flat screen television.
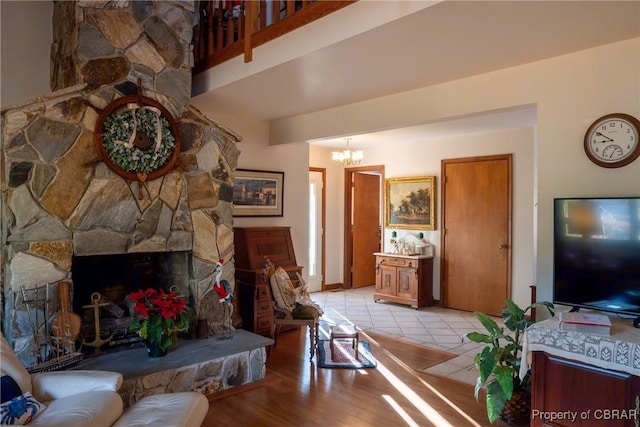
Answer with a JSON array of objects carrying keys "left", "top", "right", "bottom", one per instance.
[{"left": 553, "top": 197, "right": 640, "bottom": 318}]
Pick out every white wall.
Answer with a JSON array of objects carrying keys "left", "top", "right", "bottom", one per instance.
[
  {"left": 275, "top": 38, "right": 640, "bottom": 310},
  {"left": 311, "top": 127, "right": 535, "bottom": 308},
  {"left": 308, "top": 145, "right": 347, "bottom": 287},
  {"left": 197, "top": 113, "right": 312, "bottom": 276},
  {"left": 201, "top": 40, "right": 640, "bottom": 312},
  {"left": 0, "top": 1, "right": 52, "bottom": 108}
]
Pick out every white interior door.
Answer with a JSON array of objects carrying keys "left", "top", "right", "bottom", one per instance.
[{"left": 308, "top": 170, "right": 323, "bottom": 292}]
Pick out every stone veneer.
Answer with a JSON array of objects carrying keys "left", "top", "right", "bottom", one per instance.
[
  {"left": 72, "top": 331, "right": 271, "bottom": 408},
  {"left": 118, "top": 346, "right": 268, "bottom": 408},
  {"left": 0, "top": 0, "right": 244, "bottom": 369}
]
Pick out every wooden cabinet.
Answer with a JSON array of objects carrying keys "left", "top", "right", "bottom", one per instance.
[
  {"left": 373, "top": 253, "right": 433, "bottom": 308},
  {"left": 234, "top": 227, "right": 303, "bottom": 337},
  {"left": 236, "top": 275, "right": 274, "bottom": 337},
  {"left": 531, "top": 352, "right": 640, "bottom": 427}
]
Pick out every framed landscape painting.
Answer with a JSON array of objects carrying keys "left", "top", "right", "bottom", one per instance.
[
  {"left": 385, "top": 176, "right": 436, "bottom": 230},
  {"left": 232, "top": 169, "right": 284, "bottom": 217}
]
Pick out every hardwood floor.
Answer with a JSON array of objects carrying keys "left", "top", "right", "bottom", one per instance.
[{"left": 202, "top": 327, "right": 492, "bottom": 427}]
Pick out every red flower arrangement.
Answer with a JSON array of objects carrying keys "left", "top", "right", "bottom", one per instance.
[{"left": 128, "top": 288, "right": 190, "bottom": 352}]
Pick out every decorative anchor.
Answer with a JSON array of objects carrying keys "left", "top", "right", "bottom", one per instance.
[{"left": 82, "top": 292, "right": 115, "bottom": 354}]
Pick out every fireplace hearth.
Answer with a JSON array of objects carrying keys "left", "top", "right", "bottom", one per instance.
[{"left": 73, "top": 330, "right": 273, "bottom": 407}]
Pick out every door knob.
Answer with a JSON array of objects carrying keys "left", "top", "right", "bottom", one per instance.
[{"left": 498, "top": 244, "right": 507, "bottom": 249}]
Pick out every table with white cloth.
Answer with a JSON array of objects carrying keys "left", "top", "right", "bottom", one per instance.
[
  {"left": 520, "top": 315, "right": 640, "bottom": 380},
  {"left": 521, "top": 315, "right": 640, "bottom": 427}
]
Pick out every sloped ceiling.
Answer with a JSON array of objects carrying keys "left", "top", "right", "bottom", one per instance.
[{"left": 192, "top": 1, "right": 640, "bottom": 147}]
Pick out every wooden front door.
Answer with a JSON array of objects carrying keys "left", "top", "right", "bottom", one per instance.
[
  {"left": 350, "top": 171, "right": 381, "bottom": 288},
  {"left": 441, "top": 154, "right": 512, "bottom": 316}
]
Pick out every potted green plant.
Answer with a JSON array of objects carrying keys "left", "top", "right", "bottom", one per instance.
[{"left": 465, "top": 298, "right": 554, "bottom": 425}]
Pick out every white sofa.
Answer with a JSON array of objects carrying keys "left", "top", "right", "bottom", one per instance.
[
  {"left": 1, "top": 334, "right": 123, "bottom": 426},
  {"left": 1, "top": 334, "right": 208, "bottom": 427}
]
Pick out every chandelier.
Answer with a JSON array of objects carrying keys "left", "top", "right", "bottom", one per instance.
[{"left": 331, "top": 138, "right": 364, "bottom": 166}]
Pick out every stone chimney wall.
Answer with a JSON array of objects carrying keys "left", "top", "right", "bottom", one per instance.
[
  {"left": 50, "top": 0, "right": 193, "bottom": 115},
  {"left": 0, "top": 0, "right": 241, "bottom": 366}
]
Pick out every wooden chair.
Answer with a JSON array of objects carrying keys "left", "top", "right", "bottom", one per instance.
[
  {"left": 273, "top": 310, "right": 319, "bottom": 362},
  {"left": 263, "top": 260, "right": 320, "bottom": 361}
]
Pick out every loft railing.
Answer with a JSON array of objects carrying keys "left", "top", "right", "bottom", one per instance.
[{"left": 192, "top": 0, "right": 356, "bottom": 73}]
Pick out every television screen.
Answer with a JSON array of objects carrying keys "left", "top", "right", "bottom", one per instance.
[{"left": 553, "top": 197, "right": 640, "bottom": 316}]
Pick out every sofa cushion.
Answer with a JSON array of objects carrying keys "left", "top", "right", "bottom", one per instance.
[
  {"left": 292, "top": 304, "right": 320, "bottom": 320},
  {"left": 293, "top": 272, "right": 324, "bottom": 315},
  {"left": 28, "top": 390, "right": 123, "bottom": 427},
  {"left": 1, "top": 375, "right": 22, "bottom": 403},
  {"left": 0, "top": 392, "right": 46, "bottom": 425},
  {"left": 0, "top": 335, "right": 33, "bottom": 396},
  {"left": 113, "top": 392, "right": 208, "bottom": 427},
  {"left": 269, "top": 267, "right": 297, "bottom": 314},
  {"left": 31, "top": 370, "right": 122, "bottom": 402}
]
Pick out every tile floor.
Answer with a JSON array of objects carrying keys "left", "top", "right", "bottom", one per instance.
[{"left": 311, "top": 286, "right": 492, "bottom": 385}]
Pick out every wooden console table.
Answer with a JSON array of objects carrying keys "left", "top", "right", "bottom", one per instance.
[
  {"left": 373, "top": 252, "right": 433, "bottom": 308},
  {"left": 522, "top": 316, "right": 640, "bottom": 427}
]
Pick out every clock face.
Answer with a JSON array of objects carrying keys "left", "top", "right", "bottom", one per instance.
[{"left": 584, "top": 114, "right": 640, "bottom": 168}]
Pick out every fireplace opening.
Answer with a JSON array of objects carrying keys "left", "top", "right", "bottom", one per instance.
[{"left": 71, "top": 251, "right": 192, "bottom": 354}]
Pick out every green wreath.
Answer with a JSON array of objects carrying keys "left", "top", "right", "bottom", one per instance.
[{"left": 102, "top": 107, "right": 176, "bottom": 174}]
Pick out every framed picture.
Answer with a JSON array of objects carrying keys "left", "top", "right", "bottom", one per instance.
[
  {"left": 233, "top": 169, "right": 284, "bottom": 217},
  {"left": 385, "top": 176, "right": 436, "bottom": 230}
]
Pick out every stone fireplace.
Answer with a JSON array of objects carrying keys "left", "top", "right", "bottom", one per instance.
[
  {"left": 1, "top": 1, "right": 243, "bottom": 368},
  {"left": 71, "top": 251, "right": 193, "bottom": 315},
  {"left": 71, "top": 250, "right": 193, "bottom": 352}
]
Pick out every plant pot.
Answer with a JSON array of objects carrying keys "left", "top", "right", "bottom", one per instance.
[
  {"left": 146, "top": 341, "right": 168, "bottom": 358},
  {"left": 499, "top": 389, "right": 531, "bottom": 426}
]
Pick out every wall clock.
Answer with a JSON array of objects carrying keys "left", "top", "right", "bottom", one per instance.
[
  {"left": 94, "top": 87, "right": 181, "bottom": 187},
  {"left": 583, "top": 113, "right": 640, "bottom": 168}
]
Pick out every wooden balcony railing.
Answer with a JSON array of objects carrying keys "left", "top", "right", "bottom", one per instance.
[{"left": 192, "top": 0, "right": 356, "bottom": 74}]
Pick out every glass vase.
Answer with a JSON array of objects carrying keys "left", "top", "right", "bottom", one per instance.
[{"left": 146, "top": 341, "right": 168, "bottom": 358}]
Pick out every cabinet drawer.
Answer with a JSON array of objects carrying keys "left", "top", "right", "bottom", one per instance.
[
  {"left": 378, "top": 256, "right": 411, "bottom": 267},
  {"left": 256, "top": 285, "right": 270, "bottom": 300},
  {"left": 257, "top": 299, "right": 272, "bottom": 315},
  {"left": 256, "top": 315, "right": 273, "bottom": 331}
]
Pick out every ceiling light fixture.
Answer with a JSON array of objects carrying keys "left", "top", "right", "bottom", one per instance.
[{"left": 331, "top": 138, "right": 364, "bottom": 166}]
